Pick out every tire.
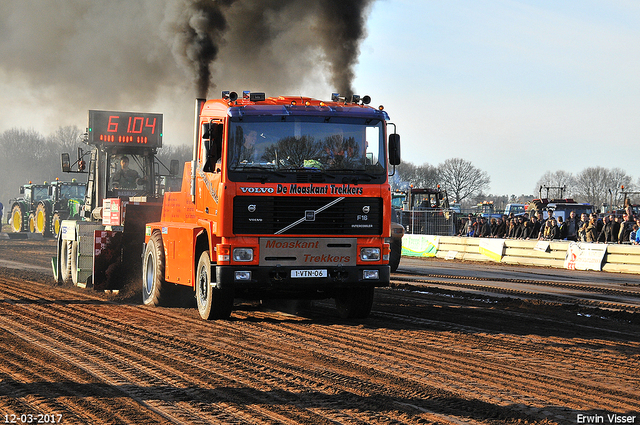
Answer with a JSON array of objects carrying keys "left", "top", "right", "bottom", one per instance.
[
  {"left": 52, "top": 213, "right": 62, "bottom": 239},
  {"left": 60, "top": 239, "right": 72, "bottom": 284},
  {"left": 10, "top": 205, "right": 23, "bottom": 233},
  {"left": 70, "top": 241, "right": 79, "bottom": 286},
  {"left": 35, "top": 204, "right": 49, "bottom": 235},
  {"left": 196, "top": 250, "right": 233, "bottom": 320},
  {"left": 335, "top": 286, "right": 374, "bottom": 319},
  {"left": 390, "top": 237, "right": 402, "bottom": 273},
  {"left": 28, "top": 213, "right": 36, "bottom": 233},
  {"left": 142, "top": 231, "right": 167, "bottom": 307}
]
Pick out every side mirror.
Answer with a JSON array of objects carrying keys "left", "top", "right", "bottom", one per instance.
[
  {"left": 388, "top": 133, "right": 401, "bottom": 166},
  {"left": 170, "top": 159, "right": 179, "bottom": 176},
  {"left": 19, "top": 186, "right": 25, "bottom": 195},
  {"left": 61, "top": 153, "right": 71, "bottom": 172}
]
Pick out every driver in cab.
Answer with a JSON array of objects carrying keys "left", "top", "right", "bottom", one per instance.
[{"left": 111, "top": 156, "right": 140, "bottom": 189}]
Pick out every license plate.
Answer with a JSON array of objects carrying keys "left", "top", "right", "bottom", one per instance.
[{"left": 291, "top": 269, "right": 327, "bottom": 278}]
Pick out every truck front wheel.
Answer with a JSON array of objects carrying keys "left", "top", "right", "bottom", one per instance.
[
  {"left": 142, "top": 231, "right": 167, "bottom": 307},
  {"left": 335, "top": 286, "right": 374, "bottom": 319},
  {"left": 196, "top": 250, "right": 233, "bottom": 320}
]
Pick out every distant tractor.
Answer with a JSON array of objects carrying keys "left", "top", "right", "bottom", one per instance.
[
  {"left": 9, "top": 182, "right": 50, "bottom": 233},
  {"left": 34, "top": 179, "right": 87, "bottom": 237}
]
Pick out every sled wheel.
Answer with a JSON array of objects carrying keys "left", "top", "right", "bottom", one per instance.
[{"left": 60, "top": 239, "right": 72, "bottom": 284}]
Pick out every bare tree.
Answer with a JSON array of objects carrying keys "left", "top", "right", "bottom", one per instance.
[
  {"left": 391, "top": 161, "right": 438, "bottom": 191},
  {"left": 437, "top": 158, "right": 490, "bottom": 203},
  {"left": 608, "top": 167, "right": 633, "bottom": 206},
  {"left": 574, "top": 167, "right": 610, "bottom": 207},
  {"left": 47, "top": 125, "right": 84, "bottom": 153},
  {"left": 534, "top": 170, "right": 575, "bottom": 198}
]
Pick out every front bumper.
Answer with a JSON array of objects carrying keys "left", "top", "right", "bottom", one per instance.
[{"left": 215, "top": 264, "right": 390, "bottom": 298}]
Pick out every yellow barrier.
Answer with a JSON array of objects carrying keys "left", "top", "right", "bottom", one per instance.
[{"left": 402, "top": 235, "right": 640, "bottom": 274}]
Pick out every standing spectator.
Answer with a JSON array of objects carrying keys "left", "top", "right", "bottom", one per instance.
[
  {"left": 493, "top": 217, "right": 507, "bottom": 238},
  {"left": 478, "top": 216, "right": 491, "bottom": 237},
  {"left": 0, "top": 201, "right": 3, "bottom": 233},
  {"left": 585, "top": 217, "right": 598, "bottom": 242},
  {"left": 618, "top": 214, "right": 634, "bottom": 243},
  {"left": 630, "top": 224, "right": 639, "bottom": 244},
  {"left": 565, "top": 211, "right": 579, "bottom": 241},
  {"left": 597, "top": 215, "right": 611, "bottom": 243},
  {"left": 557, "top": 216, "right": 567, "bottom": 240},
  {"left": 489, "top": 217, "right": 498, "bottom": 237},
  {"left": 530, "top": 215, "right": 542, "bottom": 240},
  {"left": 611, "top": 215, "right": 620, "bottom": 243},
  {"left": 578, "top": 213, "right": 589, "bottom": 241},
  {"left": 543, "top": 219, "right": 559, "bottom": 240},
  {"left": 506, "top": 218, "right": 516, "bottom": 238}
]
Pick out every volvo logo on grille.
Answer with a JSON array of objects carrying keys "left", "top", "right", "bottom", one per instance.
[
  {"left": 362, "top": 205, "right": 370, "bottom": 214},
  {"left": 305, "top": 210, "right": 315, "bottom": 221},
  {"left": 248, "top": 204, "right": 257, "bottom": 213}
]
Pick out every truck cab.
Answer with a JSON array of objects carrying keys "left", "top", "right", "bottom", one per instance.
[{"left": 143, "top": 92, "right": 400, "bottom": 320}]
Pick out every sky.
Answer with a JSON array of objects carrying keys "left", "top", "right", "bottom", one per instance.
[{"left": 1, "top": 0, "right": 639, "bottom": 197}]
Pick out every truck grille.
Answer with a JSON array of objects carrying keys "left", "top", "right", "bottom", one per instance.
[{"left": 233, "top": 196, "right": 382, "bottom": 235}]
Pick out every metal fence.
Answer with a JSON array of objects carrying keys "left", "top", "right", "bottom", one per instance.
[{"left": 393, "top": 208, "right": 459, "bottom": 236}]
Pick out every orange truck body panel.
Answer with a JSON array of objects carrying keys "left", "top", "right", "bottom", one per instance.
[{"left": 146, "top": 94, "right": 393, "bottom": 297}]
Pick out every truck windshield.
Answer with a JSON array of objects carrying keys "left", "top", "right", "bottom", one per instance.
[{"left": 228, "top": 117, "right": 385, "bottom": 174}]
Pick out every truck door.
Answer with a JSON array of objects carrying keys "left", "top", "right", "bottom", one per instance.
[{"left": 196, "top": 121, "right": 224, "bottom": 229}]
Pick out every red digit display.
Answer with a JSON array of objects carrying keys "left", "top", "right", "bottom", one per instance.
[{"left": 88, "top": 110, "right": 162, "bottom": 147}]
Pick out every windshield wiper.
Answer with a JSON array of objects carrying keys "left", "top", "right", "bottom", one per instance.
[
  {"left": 327, "top": 169, "right": 378, "bottom": 183},
  {"left": 277, "top": 167, "right": 336, "bottom": 181},
  {"left": 233, "top": 165, "right": 287, "bottom": 181}
]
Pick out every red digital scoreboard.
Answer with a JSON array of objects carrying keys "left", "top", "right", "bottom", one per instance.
[{"left": 88, "top": 110, "right": 163, "bottom": 147}]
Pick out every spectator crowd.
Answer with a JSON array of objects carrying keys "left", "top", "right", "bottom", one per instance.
[{"left": 457, "top": 207, "right": 640, "bottom": 244}]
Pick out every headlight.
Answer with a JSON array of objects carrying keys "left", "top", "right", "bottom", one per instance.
[
  {"left": 360, "top": 247, "right": 380, "bottom": 261},
  {"left": 233, "top": 248, "right": 254, "bottom": 262}
]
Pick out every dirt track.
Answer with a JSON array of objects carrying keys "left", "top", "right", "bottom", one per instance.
[{"left": 0, "top": 239, "right": 638, "bottom": 424}]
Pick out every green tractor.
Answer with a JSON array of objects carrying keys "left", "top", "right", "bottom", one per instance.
[
  {"left": 9, "top": 182, "right": 50, "bottom": 233},
  {"left": 34, "top": 179, "right": 87, "bottom": 237}
]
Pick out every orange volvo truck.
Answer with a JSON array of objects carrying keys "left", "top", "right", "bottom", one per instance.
[{"left": 143, "top": 91, "right": 401, "bottom": 319}]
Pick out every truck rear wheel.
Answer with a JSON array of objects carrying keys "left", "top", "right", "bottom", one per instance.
[
  {"left": 10, "top": 205, "right": 23, "bottom": 232},
  {"left": 335, "top": 286, "right": 374, "bottom": 319},
  {"left": 142, "top": 231, "right": 167, "bottom": 307},
  {"left": 35, "top": 204, "right": 49, "bottom": 235},
  {"left": 196, "top": 250, "right": 233, "bottom": 320}
]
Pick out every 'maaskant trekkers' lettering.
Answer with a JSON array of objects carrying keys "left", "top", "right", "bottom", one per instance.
[{"left": 276, "top": 184, "right": 363, "bottom": 195}]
